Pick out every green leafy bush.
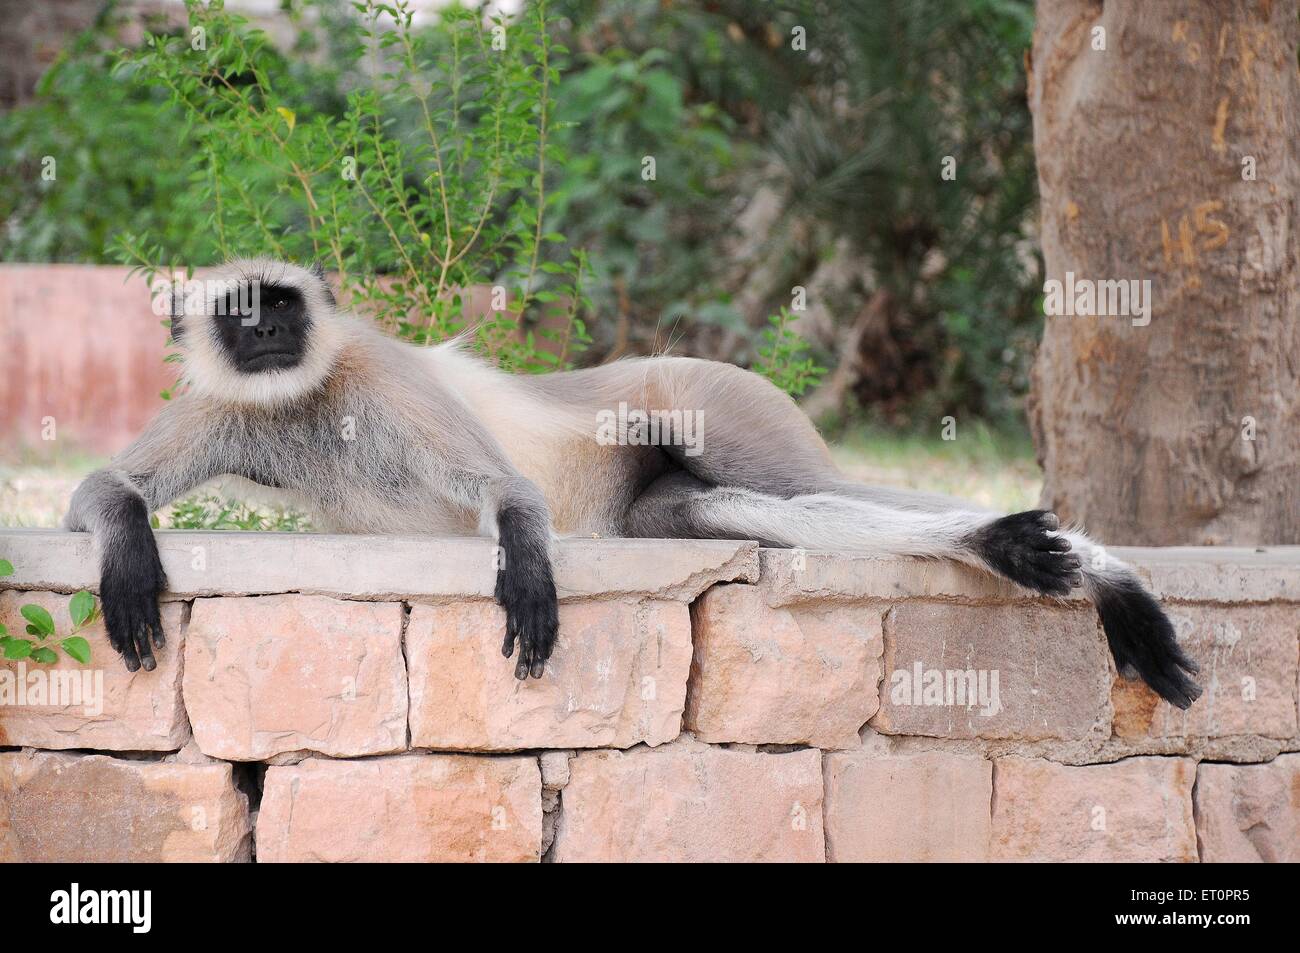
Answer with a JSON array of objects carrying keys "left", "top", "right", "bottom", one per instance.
[
  {"left": 549, "top": 0, "right": 1040, "bottom": 427},
  {"left": 547, "top": 39, "right": 742, "bottom": 350},
  {"left": 0, "top": 16, "right": 212, "bottom": 263},
  {"left": 115, "top": 0, "right": 591, "bottom": 371},
  {"left": 1, "top": 0, "right": 1027, "bottom": 420}
]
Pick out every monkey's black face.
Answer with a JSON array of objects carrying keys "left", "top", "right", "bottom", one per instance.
[{"left": 216, "top": 283, "right": 312, "bottom": 373}]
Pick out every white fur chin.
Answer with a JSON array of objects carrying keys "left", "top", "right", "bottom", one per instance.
[{"left": 183, "top": 333, "right": 340, "bottom": 406}]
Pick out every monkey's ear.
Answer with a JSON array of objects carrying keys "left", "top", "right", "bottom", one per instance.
[{"left": 309, "top": 261, "right": 337, "bottom": 309}]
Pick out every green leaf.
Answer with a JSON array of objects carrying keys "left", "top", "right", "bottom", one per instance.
[
  {"left": 61, "top": 636, "right": 92, "bottom": 665},
  {"left": 69, "top": 590, "right": 95, "bottom": 628},
  {"left": 31, "top": 647, "right": 58, "bottom": 664},
  {"left": 0, "top": 622, "right": 6, "bottom": 637},
  {"left": 20, "top": 604, "right": 55, "bottom": 638},
  {"left": 3, "top": 638, "right": 33, "bottom": 660},
  {"left": 0, "top": 558, "right": 13, "bottom": 577}
]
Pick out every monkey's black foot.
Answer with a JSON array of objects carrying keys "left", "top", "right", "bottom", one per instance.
[
  {"left": 495, "top": 564, "right": 559, "bottom": 680},
  {"left": 967, "top": 510, "right": 1082, "bottom": 597}
]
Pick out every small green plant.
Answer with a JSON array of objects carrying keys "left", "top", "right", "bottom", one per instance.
[
  {"left": 0, "top": 559, "right": 95, "bottom": 664},
  {"left": 753, "top": 308, "right": 826, "bottom": 398},
  {"left": 158, "top": 494, "right": 312, "bottom": 532}
]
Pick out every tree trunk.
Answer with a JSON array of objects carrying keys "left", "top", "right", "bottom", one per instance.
[{"left": 1027, "top": 0, "right": 1299, "bottom": 545}]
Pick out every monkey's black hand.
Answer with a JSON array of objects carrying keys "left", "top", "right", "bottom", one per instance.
[
  {"left": 969, "top": 509, "right": 1082, "bottom": 597},
  {"left": 495, "top": 558, "right": 559, "bottom": 679},
  {"left": 99, "top": 506, "right": 169, "bottom": 673},
  {"left": 493, "top": 505, "right": 559, "bottom": 679}
]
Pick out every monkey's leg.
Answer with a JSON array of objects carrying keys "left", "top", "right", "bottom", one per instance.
[
  {"left": 628, "top": 471, "right": 1199, "bottom": 710},
  {"left": 618, "top": 362, "right": 1198, "bottom": 708},
  {"left": 480, "top": 475, "right": 559, "bottom": 680},
  {"left": 628, "top": 471, "right": 1077, "bottom": 585},
  {"left": 822, "top": 480, "right": 1200, "bottom": 707}
]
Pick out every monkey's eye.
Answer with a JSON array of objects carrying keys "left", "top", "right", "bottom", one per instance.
[{"left": 270, "top": 297, "right": 289, "bottom": 310}]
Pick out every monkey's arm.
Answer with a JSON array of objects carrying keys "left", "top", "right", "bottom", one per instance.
[
  {"left": 63, "top": 399, "right": 220, "bottom": 672},
  {"left": 479, "top": 474, "right": 559, "bottom": 680},
  {"left": 412, "top": 383, "right": 560, "bottom": 679}
]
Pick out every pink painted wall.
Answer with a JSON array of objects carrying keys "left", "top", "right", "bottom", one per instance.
[
  {"left": 0, "top": 265, "right": 562, "bottom": 462},
  {"left": 0, "top": 264, "right": 173, "bottom": 460}
]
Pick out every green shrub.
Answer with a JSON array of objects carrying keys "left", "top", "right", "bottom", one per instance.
[
  {"left": 753, "top": 307, "right": 825, "bottom": 397},
  {"left": 6, "top": 0, "right": 1034, "bottom": 418},
  {"left": 0, "top": 15, "right": 211, "bottom": 263},
  {"left": 113, "top": 0, "right": 591, "bottom": 372}
]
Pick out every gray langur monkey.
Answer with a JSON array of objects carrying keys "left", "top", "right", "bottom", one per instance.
[{"left": 64, "top": 258, "right": 1201, "bottom": 707}]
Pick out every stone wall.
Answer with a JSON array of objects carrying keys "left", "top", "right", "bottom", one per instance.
[{"left": 1, "top": 529, "right": 1296, "bottom": 862}]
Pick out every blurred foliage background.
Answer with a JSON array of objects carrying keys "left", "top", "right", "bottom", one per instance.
[{"left": 0, "top": 0, "right": 1042, "bottom": 437}]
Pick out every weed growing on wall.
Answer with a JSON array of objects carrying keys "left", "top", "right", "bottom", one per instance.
[{"left": 0, "top": 559, "right": 95, "bottom": 664}]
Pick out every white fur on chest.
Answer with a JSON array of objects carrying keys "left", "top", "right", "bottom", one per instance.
[{"left": 423, "top": 344, "right": 627, "bottom": 535}]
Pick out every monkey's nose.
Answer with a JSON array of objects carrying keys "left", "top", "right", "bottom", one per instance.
[{"left": 253, "top": 324, "right": 278, "bottom": 338}]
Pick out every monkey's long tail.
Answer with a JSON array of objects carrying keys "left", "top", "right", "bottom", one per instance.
[
  {"left": 1061, "top": 529, "right": 1202, "bottom": 710},
  {"left": 636, "top": 476, "right": 1204, "bottom": 709},
  {"left": 821, "top": 486, "right": 1196, "bottom": 702},
  {"left": 817, "top": 493, "right": 1204, "bottom": 709}
]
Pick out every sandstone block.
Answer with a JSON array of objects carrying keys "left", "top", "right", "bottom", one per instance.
[
  {"left": 1123, "top": 546, "right": 1300, "bottom": 602},
  {"left": 0, "top": 591, "right": 188, "bottom": 750},
  {"left": 686, "top": 584, "right": 882, "bottom": 748},
  {"left": 539, "top": 750, "right": 572, "bottom": 789},
  {"left": 256, "top": 754, "right": 541, "bottom": 862},
  {"left": 1195, "top": 754, "right": 1300, "bottom": 862},
  {"left": 0, "top": 531, "right": 757, "bottom": 603},
  {"left": 991, "top": 756, "right": 1196, "bottom": 862},
  {"left": 824, "top": 751, "right": 991, "bottom": 861},
  {"left": 758, "top": 548, "right": 1030, "bottom": 604},
  {"left": 0, "top": 750, "right": 249, "bottom": 862},
  {"left": 183, "top": 595, "right": 407, "bottom": 760},
  {"left": 407, "top": 599, "right": 690, "bottom": 751},
  {"left": 1112, "top": 605, "right": 1297, "bottom": 740},
  {"left": 872, "top": 602, "right": 1111, "bottom": 740},
  {"left": 552, "top": 743, "right": 824, "bottom": 862}
]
